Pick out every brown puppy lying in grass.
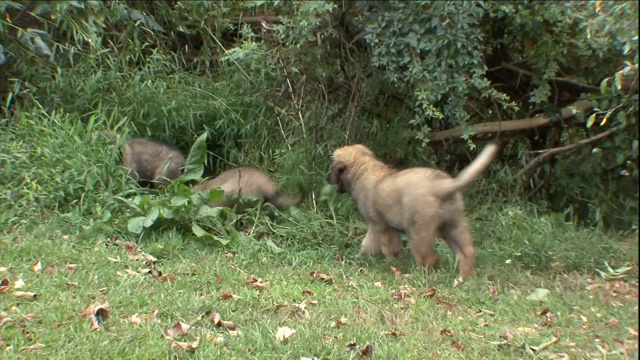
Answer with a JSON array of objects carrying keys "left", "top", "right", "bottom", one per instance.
[{"left": 328, "top": 142, "right": 499, "bottom": 278}]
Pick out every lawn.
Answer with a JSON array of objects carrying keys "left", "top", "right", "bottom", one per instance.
[{"left": 1, "top": 199, "right": 637, "bottom": 359}]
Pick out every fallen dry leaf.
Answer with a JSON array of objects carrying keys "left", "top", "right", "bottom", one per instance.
[
  {"left": 309, "top": 271, "right": 333, "bottom": 283},
  {"left": 374, "top": 282, "right": 383, "bottom": 287},
  {"left": 19, "top": 343, "right": 45, "bottom": 353},
  {"left": 301, "top": 289, "right": 314, "bottom": 296},
  {"left": 13, "top": 279, "right": 26, "bottom": 289},
  {"left": 43, "top": 266, "right": 56, "bottom": 275},
  {"left": 275, "top": 326, "right": 296, "bottom": 342},
  {"left": 13, "top": 291, "right": 38, "bottom": 301},
  {"left": 119, "top": 241, "right": 139, "bottom": 253},
  {"left": 205, "top": 333, "right": 225, "bottom": 344},
  {"left": 107, "top": 256, "right": 121, "bottom": 263},
  {"left": 165, "top": 321, "right": 191, "bottom": 338},
  {"left": 347, "top": 341, "right": 358, "bottom": 350},
  {"left": 66, "top": 263, "right": 76, "bottom": 271},
  {"left": 66, "top": 282, "right": 78, "bottom": 290},
  {"left": 225, "top": 252, "right": 235, "bottom": 259},
  {"left": 128, "top": 313, "right": 142, "bottom": 325},
  {"left": 359, "top": 344, "right": 373, "bottom": 358},
  {"left": 157, "top": 274, "right": 178, "bottom": 283},
  {"left": 627, "top": 327, "right": 638, "bottom": 337},
  {"left": 424, "top": 288, "right": 437, "bottom": 297},
  {"left": 390, "top": 266, "right": 404, "bottom": 281},
  {"left": 0, "top": 278, "right": 10, "bottom": 293},
  {"left": 381, "top": 329, "right": 404, "bottom": 337},
  {"left": 0, "top": 267, "right": 8, "bottom": 273},
  {"left": 166, "top": 336, "right": 200, "bottom": 352},
  {"left": 32, "top": 261, "right": 42, "bottom": 273},
  {"left": 79, "top": 302, "right": 110, "bottom": 331},
  {"left": 331, "top": 316, "right": 348, "bottom": 328},
  {"left": 205, "top": 311, "right": 236, "bottom": 331},
  {"left": 220, "top": 293, "right": 241, "bottom": 301},
  {"left": 440, "top": 329, "right": 454, "bottom": 336},
  {"left": 499, "top": 330, "right": 515, "bottom": 342},
  {"left": 247, "top": 275, "right": 270, "bottom": 290},
  {"left": 450, "top": 340, "right": 464, "bottom": 351},
  {"left": 215, "top": 274, "right": 223, "bottom": 284}
]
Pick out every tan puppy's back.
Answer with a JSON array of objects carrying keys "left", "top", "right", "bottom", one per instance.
[{"left": 192, "top": 167, "right": 301, "bottom": 210}]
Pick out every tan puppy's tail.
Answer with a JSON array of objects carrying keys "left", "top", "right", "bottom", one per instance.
[{"left": 435, "top": 142, "right": 500, "bottom": 197}]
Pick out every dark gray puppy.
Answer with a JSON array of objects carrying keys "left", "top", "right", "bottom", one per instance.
[
  {"left": 121, "top": 137, "right": 186, "bottom": 187},
  {"left": 93, "top": 131, "right": 186, "bottom": 187}
]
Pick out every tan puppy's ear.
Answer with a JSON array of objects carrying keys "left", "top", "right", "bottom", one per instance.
[{"left": 328, "top": 162, "right": 347, "bottom": 193}]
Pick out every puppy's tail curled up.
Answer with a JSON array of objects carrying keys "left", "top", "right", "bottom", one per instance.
[{"left": 434, "top": 142, "right": 500, "bottom": 197}]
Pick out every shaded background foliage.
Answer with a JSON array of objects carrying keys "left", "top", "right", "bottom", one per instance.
[{"left": 0, "top": 0, "right": 637, "bottom": 229}]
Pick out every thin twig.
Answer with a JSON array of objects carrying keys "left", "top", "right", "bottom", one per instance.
[
  {"left": 516, "top": 124, "right": 625, "bottom": 178},
  {"left": 497, "top": 63, "right": 600, "bottom": 91},
  {"left": 277, "top": 57, "right": 307, "bottom": 138}
]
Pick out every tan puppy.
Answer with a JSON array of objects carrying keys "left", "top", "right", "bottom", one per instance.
[
  {"left": 192, "top": 167, "right": 302, "bottom": 211},
  {"left": 328, "top": 143, "right": 499, "bottom": 278}
]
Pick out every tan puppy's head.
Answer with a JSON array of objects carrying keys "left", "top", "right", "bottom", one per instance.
[{"left": 327, "top": 144, "right": 375, "bottom": 193}]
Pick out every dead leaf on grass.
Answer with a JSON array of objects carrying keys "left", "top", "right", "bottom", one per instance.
[
  {"left": 330, "top": 316, "right": 348, "bottom": 328},
  {"left": 627, "top": 327, "right": 638, "bottom": 337},
  {"left": 165, "top": 321, "right": 191, "bottom": 337},
  {"left": 43, "top": 266, "right": 57, "bottom": 275},
  {"left": 119, "top": 241, "right": 139, "bottom": 253},
  {"left": 374, "top": 282, "right": 383, "bottom": 287},
  {"left": 450, "top": 340, "right": 464, "bottom": 351},
  {"left": 13, "top": 291, "right": 38, "bottom": 301},
  {"left": 107, "top": 256, "right": 121, "bottom": 263},
  {"left": 0, "top": 278, "right": 10, "bottom": 293},
  {"left": 205, "top": 311, "right": 236, "bottom": 331},
  {"left": 205, "top": 333, "right": 225, "bottom": 344},
  {"left": 301, "top": 289, "right": 314, "bottom": 296},
  {"left": 166, "top": 336, "right": 200, "bottom": 352},
  {"left": 0, "top": 267, "right": 8, "bottom": 273},
  {"left": 440, "top": 329, "right": 454, "bottom": 336},
  {"left": 275, "top": 326, "right": 296, "bottom": 342},
  {"left": 390, "top": 266, "right": 404, "bottom": 281},
  {"left": 359, "top": 344, "right": 373, "bottom": 358},
  {"left": 32, "top": 260, "right": 42, "bottom": 273},
  {"left": 66, "top": 263, "right": 76, "bottom": 271},
  {"left": 66, "top": 282, "right": 78, "bottom": 290},
  {"left": 157, "top": 274, "right": 178, "bottom": 283},
  {"left": 128, "top": 313, "right": 142, "bottom": 325},
  {"left": 215, "top": 274, "right": 223, "bottom": 284},
  {"left": 79, "top": 302, "right": 110, "bottom": 331},
  {"left": 424, "top": 288, "right": 437, "bottom": 297},
  {"left": 220, "top": 293, "right": 241, "bottom": 301},
  {"left": 19, "top": 343, "right": 45, "bottom": 353},
  {"left": 346, "top": 341, "right": 358, "bottom": 350},
  {"left": 247, "top": 275, "right": 270, "bottom": 289},
  {"left": 309, "top": 271, "right": 333, "bottom": 283},
  {"left": 381, "top": 329, "right": 404, "bottom": 337}
]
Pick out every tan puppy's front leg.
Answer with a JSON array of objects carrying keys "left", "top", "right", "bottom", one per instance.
[
  {"left": 380, "top": 228, "right": 402, "bottom": 259},
  {"left": 360, "top": 225, "right": 382, "bottom": 255}
]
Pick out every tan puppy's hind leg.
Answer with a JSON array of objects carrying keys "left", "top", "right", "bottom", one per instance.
[
  {"left": 380, "top": 228, "right": 402, "bottom": 259},
  {"left": 408, "top": 224, "right": 440, "bottom": 269},
  {"left": 361, "top": 225, "right": 383, "bottom": 255},
  {"left": 441, "top": 221, "right": 476, "bottom": 278}
]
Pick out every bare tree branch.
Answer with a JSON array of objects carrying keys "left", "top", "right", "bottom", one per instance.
[
  {"left": 515, "top": 124, "right": 625, "bottom": 178},
  {"left": 407, "top": 100, "right": 597, "bottom": 142}
]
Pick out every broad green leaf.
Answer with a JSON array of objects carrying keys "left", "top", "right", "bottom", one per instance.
[
  {"left": 196, "top": 204, "right": 223, "bottom": 217},
  {"left": 208, "top": 188, "right": 225, "bottom": 202},
  {"left": 170, "top": 196, "right": 188, "bottom": 206},
  {"left": 192, "top": 223, "right": 230, "bottom": 245},
  {"left": 128, "top": 216, "right": 146, "bottom": 234},
  {"left": 181, "top": 132, "right": 208, "bottom": 181},
  {"left": 144, "top": 207, "right": 159, "bottom": 227},
  {"left": 161, "top": 207, "right": 176, "bottom": 219},
  {"left": 526, "top": 288, "right": 550, "bottom": 301}
]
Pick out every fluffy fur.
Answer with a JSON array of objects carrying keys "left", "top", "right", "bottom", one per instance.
[
  {"left": 328, "top": 142, "right": 500, "bottom": 277},
  {"left": 192, "top": 166, "right": 302, "bottom": 211}
]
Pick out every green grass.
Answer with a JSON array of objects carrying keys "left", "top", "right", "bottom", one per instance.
[{"left": 1, "top": 199, "right": 638, "bottom": 359}]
